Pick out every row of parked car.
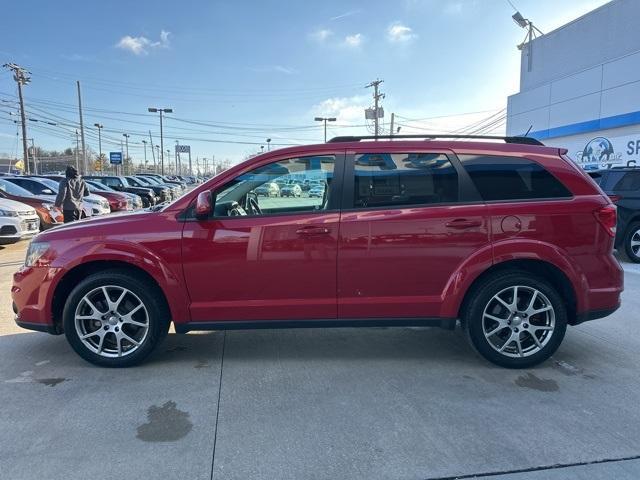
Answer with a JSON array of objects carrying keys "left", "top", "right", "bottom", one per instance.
[
  {"left": 0, "top": 173, "right": 202, "bottom": 245},
  {"left": 254, "top": 178, "right": 326, "bottom": 198}
]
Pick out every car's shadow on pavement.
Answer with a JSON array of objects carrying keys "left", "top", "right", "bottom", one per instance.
[{"left": 0, "top": 322, "right": 628, "bottom": 375}]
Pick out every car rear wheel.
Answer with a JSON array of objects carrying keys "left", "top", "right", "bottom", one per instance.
[
  {"left": 624, "top": 222, "right": 640, "bottom": 263},
  {"left": 463, "top": 271, "right": 567, "bottom": 368},
  {"left": 63, "top": 270, "right": 170, "bottom": 367}
]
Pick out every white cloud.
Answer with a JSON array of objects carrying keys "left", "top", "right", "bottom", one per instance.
[
  {"left": 116, "top": 30, "right": 171, "bottom": 55},
  {"left": 311, "top": 95, "right": 369, "bottom": 124},
  {"left": 310, "top": 29, "right": 333, "bottom": 43},
  {"left": 344, "top": 33, "right": 363, "bottom": 47},
  {"left": 387, "top": 22, "right": 416, "bottom": 43}
]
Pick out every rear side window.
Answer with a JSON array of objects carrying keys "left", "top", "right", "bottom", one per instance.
[
  {"left": 612, "top": 171, "right": 640, "bottom": 191},
  {"left": 352, "top": 153, "right": 458, "bottom": 208},
  {"left": 458, "top": 155, "right": 571, "bottom": 201}
]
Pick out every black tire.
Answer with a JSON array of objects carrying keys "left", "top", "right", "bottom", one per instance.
[
  {"left": 624, "top": 222, "right": 640, "bottom": 263},
  {"left": 463, "top": 271, "right": 567, "bottom": 369},
  {"left": 63, "top": 269, "right": 170, "bottom": 367}
]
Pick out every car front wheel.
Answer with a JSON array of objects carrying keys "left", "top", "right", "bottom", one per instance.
[
  {"left": 63, "top": 270, "right": 170, "bottom": 367},
  {"left": 624, "top": 222, "right": 640, "bottom": 263},
  {"left": 463, "top": 271, "right": 567, "bottom": 368}
]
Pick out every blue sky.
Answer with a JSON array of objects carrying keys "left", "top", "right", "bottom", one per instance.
[{"left": 0, "top": 0, "right": 609, "bottom": 165}]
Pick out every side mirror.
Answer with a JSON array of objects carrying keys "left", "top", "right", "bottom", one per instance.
[{"left": 195, "top": 191, "right": 213, "bottom": 219}]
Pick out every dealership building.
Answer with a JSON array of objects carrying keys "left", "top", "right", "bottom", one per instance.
[{"left": 506, "top": 0, "right": 640, "bottom": 170}]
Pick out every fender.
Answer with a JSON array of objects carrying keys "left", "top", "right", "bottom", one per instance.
[
  {"left": 439, "top": 238, "right": 588, "bottom": 317},
  {"left": 491, "top": 239, "right": 587, "bottom": 311},
  {"left": 48, "top": 240, "right": 190, "bottom": 325}
]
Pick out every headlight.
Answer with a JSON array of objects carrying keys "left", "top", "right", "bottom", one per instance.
[
  {"left": 25, "top": 241, "right": 50, "bottom": 267},
  {"left": 0, "top": 209, "right": 18, "bottom": 217}
]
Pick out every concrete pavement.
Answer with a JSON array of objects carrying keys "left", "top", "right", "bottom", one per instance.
[{"left": 1, "top": 240, "right": 640, "bottom": 479}]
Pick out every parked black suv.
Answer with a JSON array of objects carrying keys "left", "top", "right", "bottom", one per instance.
[{"left": 589, "top": 168, "right": 640, "bottom": 262}]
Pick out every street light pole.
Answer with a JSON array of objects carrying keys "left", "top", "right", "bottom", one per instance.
[
  {"left": 148, "top": 108, "right": 172, "bottom": 175},
  {"left": 123, "top": 133, "right": 130, "bottom": 175},
  {"left": 314, "top": 117, "right": 337, "bottom": 142},
  {"left": 266, "top": 138, "right": 271, "bottom": 151},
  {"left": 94, "top": 123, "right": 103, "bottom": 173}
]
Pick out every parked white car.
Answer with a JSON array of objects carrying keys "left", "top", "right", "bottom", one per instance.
[{"left": 0, "top": 198, "right": 40, "bottom": 244}]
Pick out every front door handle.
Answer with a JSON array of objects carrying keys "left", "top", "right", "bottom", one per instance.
[
  {"left": 296, "top": 226, "right": 330, "bottom": 235},
  {"left": 445, "top": 219, "right": 482, "bottom": 229}
]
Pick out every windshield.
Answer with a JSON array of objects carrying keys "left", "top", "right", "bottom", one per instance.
[{"left": 0, "top": 178, "right": 33, "bottom": 197}]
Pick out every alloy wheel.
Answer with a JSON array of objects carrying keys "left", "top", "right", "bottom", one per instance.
[
  {"left": 630, "top": 228, "right": 640, "bottom": 257},
  {"left": 482, "top": 285, "right": 555, "bottom": 358},
  {"left": 74, "top": 285, "right": 149, "bottom": 358}
]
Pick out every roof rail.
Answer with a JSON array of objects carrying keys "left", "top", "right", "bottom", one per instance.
[{"left": 327, "top": 134, "right": 545, "bottom": 146}]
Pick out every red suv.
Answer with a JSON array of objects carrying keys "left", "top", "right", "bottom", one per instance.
[{"left": 12, "top": 135, "right": 623, "bottom": 368}]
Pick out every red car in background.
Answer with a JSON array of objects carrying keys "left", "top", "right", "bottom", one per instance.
[{"left": 0, "top": 178, "right": 63, "bottom": 230}]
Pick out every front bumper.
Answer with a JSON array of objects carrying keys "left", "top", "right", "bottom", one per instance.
[{"left": 12, "top": 265, "right": 60, "bottom": 333}]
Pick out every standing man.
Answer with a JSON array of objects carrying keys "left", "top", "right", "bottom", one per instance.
[{"left": 55, "top": 165, "right": 89, "bottom": 223}]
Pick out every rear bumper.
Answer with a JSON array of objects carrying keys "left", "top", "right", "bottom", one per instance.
[{"left": 574, "top": 304, "right": 621, "bottom": 325}]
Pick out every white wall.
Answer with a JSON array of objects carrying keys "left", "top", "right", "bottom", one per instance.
[{"left": 506, "top": 0, "right": 640, "bottom": 140}]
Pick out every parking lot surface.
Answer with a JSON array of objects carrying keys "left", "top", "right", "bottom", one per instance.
[{"left": 1, "top": 240, "right": 640, "bottom": 480}]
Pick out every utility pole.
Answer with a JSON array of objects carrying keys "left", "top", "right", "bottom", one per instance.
[
  {"left": 75, "top": 130, "right": 80, "bottom": 171},
  {"left": 175, "top": 139, "right": 180, "bottom": 175},
  {"left": 148, "top": 131, "right": 157, "bottom": 173},
  {"left": 77, "top": 81, "right": 87, "bottom": 173},
  {"left": 166, "top": 149, "right": 171, "bottom": 174},
  {"left": 155, "top": 145, "right": 160, "bottom": 173},
  {"left": 123, "top": 133, "right": 130, "bottom": 175},
  {"left": 390, "top": 112, "right": 395, "bottom": 137},
  {"left": 4, "top": 63, "right": 31, "bottom": 173},
  {"left": 94, "top": 123, "right": 104, "bottom": 173},
  {"left": 142, "top": 139, "right": 148, "bottom": 171},
  {"left": 148, "top": 108, "right": 172, "bottom": 175},
  {"left": 28, "top": 138, "right": 37, "bottom": 174},
  {"left": 365, "top": 79, "right": 385, "bottom": 139}
]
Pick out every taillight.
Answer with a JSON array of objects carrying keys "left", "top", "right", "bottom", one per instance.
[
  {"left": 594, "top": 205, "right": 617, "bottom": 237},
  {"left": 608, "top": 194, "right": 621, "bottom": 204}
]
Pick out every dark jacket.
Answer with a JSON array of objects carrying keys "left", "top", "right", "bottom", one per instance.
[{"left": 55, "top": 176, "right": 89, "bottom": 211}]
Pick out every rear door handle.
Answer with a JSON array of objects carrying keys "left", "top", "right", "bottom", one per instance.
[
  {"left": 445, "top": 219, "right": 482, "bottom": 229},
  {"left": 296, "top": 226, "right": 330, "bottom": 235}
]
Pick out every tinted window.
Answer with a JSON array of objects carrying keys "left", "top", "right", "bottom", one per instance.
[
  {"left": 9, "top": 178, "right": 56, "bottom": 195},
  {"left": 458, "top": 155, "right": 571, "bottom": 201},
  {"left": 588, "top": 172, "right": 604, "bottom": 185},
  {"left": 613, "top": 171, "right": 640, "bottom": 191},
  {"left": 214, "top": 155, "right": 335, "bottom": 216},
  {"left": 352, "top": 153, "right": 458, "bottom": 208},
  {"left": 101, "top": 177, "right": 122, "bottom": 188},
  {"left": 0, "top": 179, "right": 32, "bottom": 197}
]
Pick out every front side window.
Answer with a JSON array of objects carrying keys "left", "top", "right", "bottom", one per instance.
[
  {"left": 458, "top": 155, "right": 571, "bottom": 201},
  {"left": 352, "top": 153, "right": 458, "bottom": 209},
  {"left": 214, "top": 155, "right": 336, "bottom": 217}
]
